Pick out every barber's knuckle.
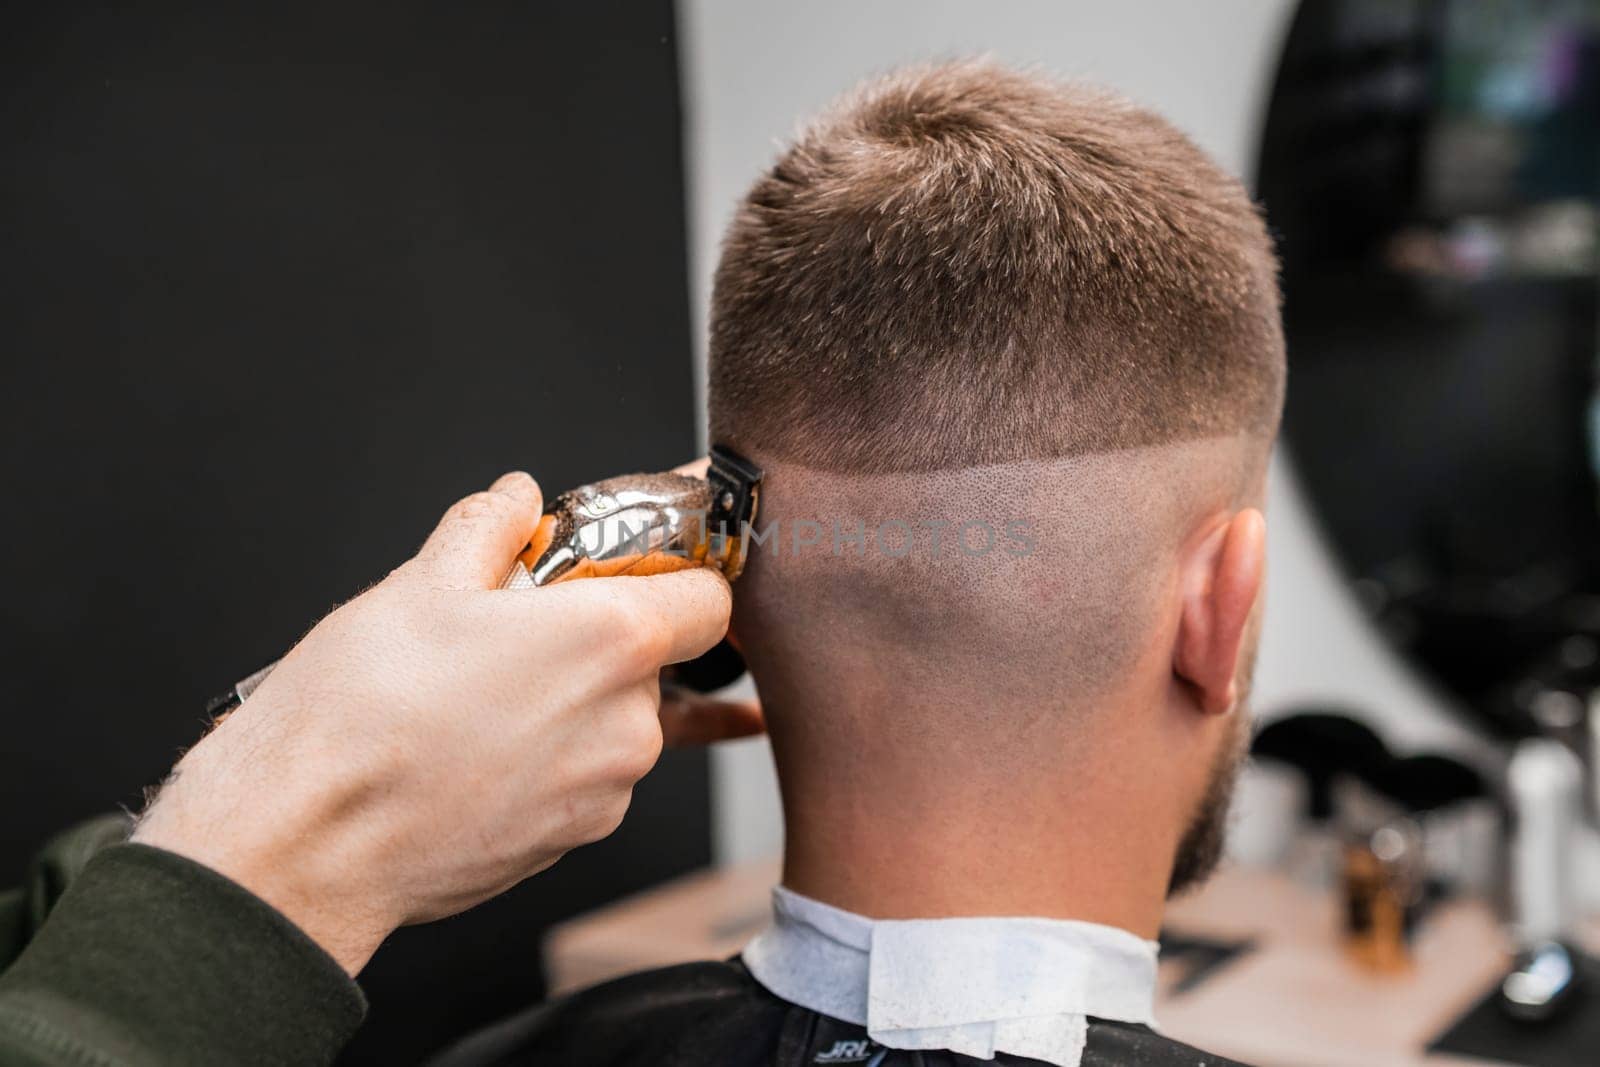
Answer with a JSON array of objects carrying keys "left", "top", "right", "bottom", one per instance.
[
  {"left": 584, "top": 698, "right": 658, "bottom": 785},
  {"left": 618, "top": 707, "right": 664, "bottom": 779},
  {"left": 613, "top": 611, "right": 671, "bottom": 673},
  {"left": 562, "top": 813, "right": 597, "bottom": 848},
  {"left": 570, "top": 792, "right": 629, "bottom": 845},
  {"left": 596, "top": 792, "right": 633, "bottom": 838},
  {"left": 588, "top": 594, "right": 657, "bottom": 670},
  {"left": 636, "top": 618, "right": 675, "bottom": 670}
]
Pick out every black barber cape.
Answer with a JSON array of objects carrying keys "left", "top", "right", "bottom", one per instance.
[{"left": 429, "top": 959, "right": 1249, "bottom": 1067}]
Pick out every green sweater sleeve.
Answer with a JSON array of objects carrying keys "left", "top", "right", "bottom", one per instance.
[
  {"left": 0, "top": 823, "right": 366, "bottom": 1066},
  {"left": 0, "top": 816, "right": 134, "bottom": 969}
]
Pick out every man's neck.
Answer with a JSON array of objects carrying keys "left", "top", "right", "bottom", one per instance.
[{"left": 770, "top": 712, "right": 1181, "bottom": 940}]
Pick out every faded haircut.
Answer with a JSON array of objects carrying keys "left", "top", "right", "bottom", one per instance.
[{"left": 708, "top": 60, "right": 1285, "bottom": 472}]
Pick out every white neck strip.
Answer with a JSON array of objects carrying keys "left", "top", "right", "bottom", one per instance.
[{"left": 743, "top": 887, "right": 1159, "bottom": 1066}]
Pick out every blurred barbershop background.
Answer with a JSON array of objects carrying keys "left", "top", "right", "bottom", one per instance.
[{"left": 3, "top": 1, "right": 1599, "bottom": 1063}]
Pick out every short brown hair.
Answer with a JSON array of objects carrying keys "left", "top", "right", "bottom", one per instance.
[{"left": 708, "top": 60, "right": 1284, "bottom": 473}]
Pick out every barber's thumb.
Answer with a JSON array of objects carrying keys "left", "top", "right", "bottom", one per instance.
[{"left": 410, "top": 472, "right": 544, "bottom": 589}]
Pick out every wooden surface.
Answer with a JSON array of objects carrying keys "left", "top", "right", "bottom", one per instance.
[
  {"left": 1158, "top": 867, "right": 1512, "bottom": 1066},
  {"left": 545, "top": 859, "right": 1527, "bottom": 1066}
]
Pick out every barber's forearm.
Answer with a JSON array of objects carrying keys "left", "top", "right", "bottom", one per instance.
[{"left": 0, "top": 843, "right": 363, "bottom": 1067}]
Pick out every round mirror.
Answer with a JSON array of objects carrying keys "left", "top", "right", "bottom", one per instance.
[{"left": 1258, "top": 0, "right": 1600, "bottom": 738}]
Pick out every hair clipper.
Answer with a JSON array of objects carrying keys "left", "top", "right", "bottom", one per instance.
[{"left": 502, "top": 445, "right": 762, "bottom": 588}]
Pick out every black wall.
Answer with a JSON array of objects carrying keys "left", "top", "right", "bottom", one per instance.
[{"left": 0, "top": 3, "right": 709, "bottom": 1061}]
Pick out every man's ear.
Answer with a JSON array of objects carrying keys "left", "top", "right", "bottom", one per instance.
[{"left": 1173, "top": 509, "right": 1266, "bottom": 715}]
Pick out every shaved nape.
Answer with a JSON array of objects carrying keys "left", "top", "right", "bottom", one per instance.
[{"left": 731, "top": 436, "right": 1269, "bottom": 721}]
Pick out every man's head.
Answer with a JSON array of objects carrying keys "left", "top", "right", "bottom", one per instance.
[{"left": 707, "top": 61, "right": 1284, "bottom": 915}]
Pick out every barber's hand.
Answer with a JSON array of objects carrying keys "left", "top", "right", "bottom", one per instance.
[{"left": 133, "top": 472, "right": 733, "bottom": 975}]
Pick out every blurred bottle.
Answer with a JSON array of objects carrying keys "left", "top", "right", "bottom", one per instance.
[
  {"left": 1506, "top": 738, "right": 1582, "bottom": 946},
  {"left": 1337, "top": 779, "right": 1426, "bottom": 974}
]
